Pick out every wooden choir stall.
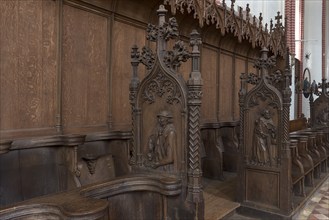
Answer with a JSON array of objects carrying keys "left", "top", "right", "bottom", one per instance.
[
  {"left": 1, "top": 0, "right": 328, "bottom": 220},
  {"left": 238, "top": 49, "right": 329, "bottom": 219}
]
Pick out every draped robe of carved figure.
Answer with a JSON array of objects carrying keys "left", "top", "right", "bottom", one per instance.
[
  {"left": 148, "top": 111, "right": 176, "bottom": 172},
  {"left": 252, "top": 110, "right": 277, "bottom": 165}
]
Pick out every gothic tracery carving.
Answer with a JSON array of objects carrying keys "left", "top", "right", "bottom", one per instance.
[
  {"left": 142, "top": 71, "right": 182, "bottom": 104},
  {"left": 248, "top": 85, "right": 280, "bottom": 109}
]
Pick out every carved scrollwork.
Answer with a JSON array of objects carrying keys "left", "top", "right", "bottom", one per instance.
[
  {"left": 142, "top": 71, "right": 182, "bottom": 104},
  {"left": 163, "top": 40, "right": 190, "bottom": 70}
]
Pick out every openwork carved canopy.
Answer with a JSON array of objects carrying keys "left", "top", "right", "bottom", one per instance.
[{"left": 164, "top": 0, "right": 286, "bottom": 56}]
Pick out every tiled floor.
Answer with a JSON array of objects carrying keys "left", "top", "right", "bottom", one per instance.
[{"left": 293, "top": 178, "right": 329, "bottom": 220}]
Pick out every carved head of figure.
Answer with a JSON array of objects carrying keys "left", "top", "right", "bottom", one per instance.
[
  {"left": 157, "top": 110, "right": 173, "bottom": 127},
  {"left": 261, "top": 109, "right": 271, "bottom": 119}
]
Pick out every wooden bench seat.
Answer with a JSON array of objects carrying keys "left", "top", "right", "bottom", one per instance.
[
  {"left": 290, "top": 134, "right": 314, "bottom": 187},
  {"left": 290, "top": 139, "right": 305, "bottom": 196}
]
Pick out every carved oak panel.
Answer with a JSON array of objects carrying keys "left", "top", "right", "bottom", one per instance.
[
  {"left": 62, "top": 5, "right": 108, "bottom": 131},
  {"left": 246, "top": 169, "right": 279, "bottom": 208},
  {"left": 219, "top": 53, "right": 233, "bottom": 120},
  {"left": 0, "top": 0, "right": 57, "bottom": 135},
  {"left": 201, "top": 48, "right": 217, "bottom": 122}
]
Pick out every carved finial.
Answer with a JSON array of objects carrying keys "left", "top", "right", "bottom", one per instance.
[
  {"left": 258, "top": 13, "right": 263, "bottom": 28},
  {"left": 270, "top": 19, "right": 273, "bottom": 33},
  {"left": 157, "top": 5, "right": 168, "bottom": 27},
  {"left": 189, "top": 30, "right": 202, "bottom": 80},
  {"left": 246, "top": 4, "right": 250, "bottom": 21},
  {"left": 131, "top": 45, "right": 140, "bottom": 86},
  {"left": 275, "top": 11, "right": 282, "bottom": 28},
  {"left": 254, "top": 48, "right": 276, "bottom": 72},
  {"left": 239, "top": 6, "right": 243, "bottom": 19},
  {"left": 253, "top": 15, "right": 257, "bottom": 26},
  {"left": 190, "top": 29, "right": 202, "bottom": 49},
  {"left": 131, "top": 45, "right": 140, "bottom": 64},
  {"left": 231, "top": 0, "right": 235, "bottom": 11}
]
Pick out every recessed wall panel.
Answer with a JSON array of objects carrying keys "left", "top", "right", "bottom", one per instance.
[
  {"left": 219, "top": 53, "right": 233, "bottom": 121},
  {"left": 62, "top": 5, "right": 108, "bottom": 131},
  {"left": 0, "top": 0, "right": 57, "bottom": 137},
  {"left": 201, "top": 48, "right": 217, "bottom": 122}
]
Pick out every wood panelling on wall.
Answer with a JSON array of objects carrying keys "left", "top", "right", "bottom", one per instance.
[
  {"left": 111, "top": 20, "right": 146, "bottom": 131},
  {"left": 0, "top": 0, "right": 260, "bottom": 139},
  {"left": 0, "top": 0, "right": 58, "bottom": 137},
  {"left": 62, "top": 4, "right": 108, "bottom": 132},
  {"left": 219, "top": 53, "right": 233, "bottom": 121},
  {"left": 201, "top": 47, "right": 218, "bottom": 122}
]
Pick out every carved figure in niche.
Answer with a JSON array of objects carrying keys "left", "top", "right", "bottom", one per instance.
[
  {"left": 147, "top": 110, "right": 176, "bottom": 171},
  {"left": 252, "top": 109, "right": 277, "bottom": 165}
]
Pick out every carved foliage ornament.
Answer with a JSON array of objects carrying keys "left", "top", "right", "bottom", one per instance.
[
  {"left": 140, "top": 47, "right": 156, "bottom": 70},
  {"left": 266, "top": 70, "right": 283, "bottom": 85},
  {"left": 146, "top": 17, "right": 179, "bottom": 42},
  {"left": 242, "top": 72, "right": 260, "bottom": 85},
  {"left": 164, "top": 40, "right": 191, "bottom": 70},
  {"left": 142, "top": 71, "right": 182, "bottom": 104}
]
